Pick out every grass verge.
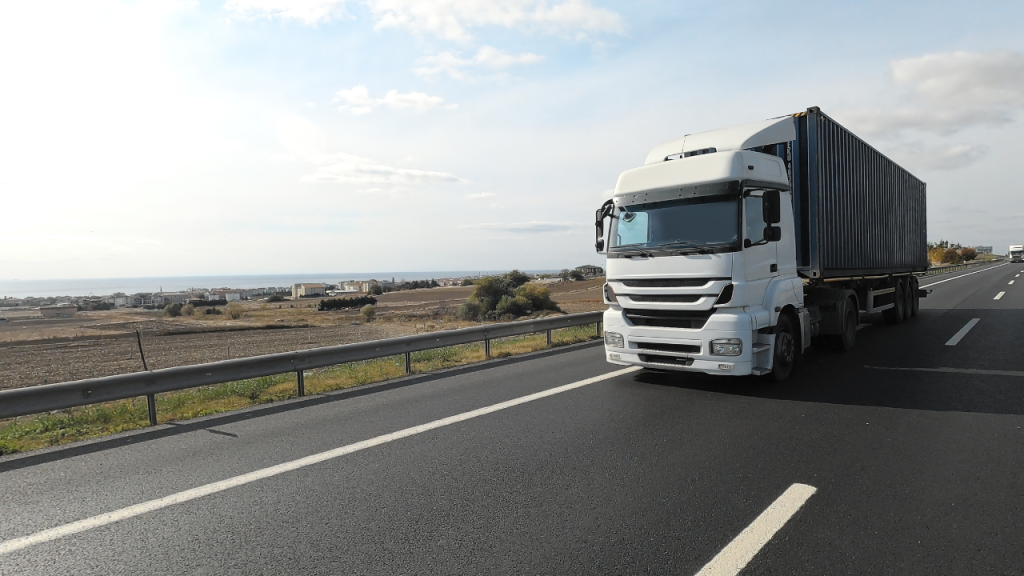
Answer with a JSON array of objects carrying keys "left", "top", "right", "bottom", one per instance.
[{"left": 0, "top": 323, "right": 601, "bottom": 455}]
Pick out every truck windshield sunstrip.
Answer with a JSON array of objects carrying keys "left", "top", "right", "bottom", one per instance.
[{"left": 609, "top": 194, "right": 740, "bottom": 254}]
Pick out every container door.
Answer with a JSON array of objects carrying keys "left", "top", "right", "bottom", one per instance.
[{"left": 742, "top": 194, "right": 778, "bottom": 282}]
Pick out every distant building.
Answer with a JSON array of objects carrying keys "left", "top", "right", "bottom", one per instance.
[
  {"left": 292, "top": 283, "right": 325, "bottom": 299},
  {"left": 575, "top": 265, "right": 604, "bottom": 277},
  {"left": 974, "top": 246, "right": 993, "bottom": 254},
  {"left": 39, "top": 304, "right": 77, "bottom": 319}
]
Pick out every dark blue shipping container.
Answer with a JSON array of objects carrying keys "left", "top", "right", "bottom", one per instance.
[{"left": 764, "top": 107, "right": 928, "bottom": 280}]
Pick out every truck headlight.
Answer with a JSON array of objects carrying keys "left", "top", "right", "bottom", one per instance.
[
  {"left": 605, "top": 331, "right": 624, "bottom": 348},
  {"left": 710, "top": 338, "right": 742, "bottom": 356}
]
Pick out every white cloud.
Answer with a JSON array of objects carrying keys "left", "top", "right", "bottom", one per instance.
[
  {"left": 843, "top": 51, "right": 1024, "bottom": 137},
  {"left": 224, "top": 0, "right": 349, "bottom": 24},
  {"left": 459, "top": 221, "right": 582, "bottom": 232},
  {"left": 889, "top": 143, "right": 991, "bottom": 171},
  {"left": 367, "top": 0, "right": 624, "bottom": 42},
  {"left": 464, "top": 192, "right": 496, "bottom": 199},
  {"left": 332, "top": 84, "right": 457, "bottom": 114},
  {"left": 416, "top": 45, "right": 544, "bottom": 80},
  {"left": 301, "top": 152, "right": 466, "bottom": 185}
]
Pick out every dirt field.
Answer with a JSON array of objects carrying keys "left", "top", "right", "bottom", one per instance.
[{"left": 0, "top": 279, "right": 607, "bottom": 391}]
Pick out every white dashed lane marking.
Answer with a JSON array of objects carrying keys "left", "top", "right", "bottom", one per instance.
[
  {"left": 945, "top": 319, "right": 980, "bottom": 346},
  {"left": 694, "top": 483, "right": 817, "bottom": 576},
  {"left": 995, "top": 292, "right": 1006, "bottom": 300}
]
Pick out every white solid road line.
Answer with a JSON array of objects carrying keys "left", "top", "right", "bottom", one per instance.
[
  {"left": 995, "top": 292, "right": 1006, "bottom": 300},
  {"left": 919, "top": 262, "right": 1010, "bottom": 288},
  {"left": 0, "top": 366, "right": 641, "bottom": 557},
  {"left": 945, "top": 318, "right": 980, "bottom": 346},
  {"left": 694, "top": 483, "right": 817, "bottom": 576},
  {"left": 1010, "top": 281, "right": 1016, "bottom": 285}
]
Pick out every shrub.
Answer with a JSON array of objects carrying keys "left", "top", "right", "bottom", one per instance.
[
  {"left": 181, "top": 304, "right": 195, "bottom": 316},
  {"left": 570, "top": 269, "right": 586, "bottom": 281},
  {"left": 225, "top": 302, "right": 245, "bottom": 319},
  {"left": 369, "top": 284, "right": 383, "bottom": 296},
  {"left": 193, "top": 299, "right": 227, "bottom": 307},
  {"left": 360, "top": 304, "right": 376, "bottom": 321},
  {"left": 456, "top": 300, "right": 484, "bottom": 320},
  {"left": 466, "top": 271, "right": 557, "bottom": 319},
  {"left": 960, "top": 247, "right": 977, "bottom": 261},
  {"left": 319, "top": 296, "right": 377, "bottom": 311},
  {"left": 515, "top": 283, "right": 559, "bottom": 312},
  {"left": 204, "top": 307, "right": 222, "bottom": 315},
  {"left": 461, "top": 278, "right": 475, "bottom": 286},
  {"left": 162, "top": 303, "right": 183, "bottom": 317},
  {"left": 268, "top": 295, "right": 284, "bottom": 302}
]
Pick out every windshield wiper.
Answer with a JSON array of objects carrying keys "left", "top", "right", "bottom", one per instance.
[
  {"left": 615, "top": 247, "right": 655, "bottom": 258},
  {"left": 652, "top": 240, "right": 697, "bottom": 248}
]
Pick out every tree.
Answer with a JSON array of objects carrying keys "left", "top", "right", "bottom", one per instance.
[
  {"left": 369, "top": 283, "right": 383, "bottom": 295},
  {"left": 569, "top": 269, "right": 585, "bottom": 281},
  {"left": 559, "top": 269, "right": 571, "bottom": 281},
  {"left": 461, "top": 278, "right": 475, "bottom": 286},
  {"left": 464, "top": 272, "right": 560, "bottom": 320},
  {"left": 360, "top": 304, "right": 376, "bottom": 321},
  {"left": 162, "top": 303, "right": 182, "bottom": 317},
  {"left": 960, "top": 247, "right": 977, "bottom": 261}
]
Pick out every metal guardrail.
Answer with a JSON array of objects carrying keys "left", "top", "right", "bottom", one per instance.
[
  {"left": 918, "top": 259, "right": 998, "bottom": 277},
  {"left": 0, "top": 312, "right": 605, "bottom": 424}
]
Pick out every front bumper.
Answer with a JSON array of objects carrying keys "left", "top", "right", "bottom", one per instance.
[{"left": 602, "top": 307, "right": 758, "bottom": 376}]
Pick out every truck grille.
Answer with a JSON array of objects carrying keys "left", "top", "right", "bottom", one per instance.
[
  {"left": 625, "top": 294, "right": 701, "bottom": 303},
  {"left": 634, "top": 342, "right": 700, "bottom": 354},
  {"left": 618, "top": 278, "right": 726, "bottom": 288},
  {"left": 639, "top": 354, "right": 695, "bottom": 366},
  {"left": 623, "top": 309, "right": 715, "bottom": 329}
]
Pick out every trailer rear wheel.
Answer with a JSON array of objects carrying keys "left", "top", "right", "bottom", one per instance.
[
  {"left": 901, "top": 278, "right": 914, "bottom": 321},
  {"left": 883, "top": 280, "right": 906, "bottom": 325},
  {"left": 909, "top": 277, "right": 920, "bottom": 317},
  {"left": 771, "top": 315, "right": 796, "bottom": 382}
]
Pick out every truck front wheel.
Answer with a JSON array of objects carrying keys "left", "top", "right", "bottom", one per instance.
[{"left": 771, "top": 315, "right": 796, "bottom": 382}]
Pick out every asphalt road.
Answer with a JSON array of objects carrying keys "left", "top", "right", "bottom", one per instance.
[{"left": 2, "top": 262, "right": 1024, "bottom": 575}]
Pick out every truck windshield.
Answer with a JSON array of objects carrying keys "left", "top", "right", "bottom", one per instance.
[{"left": 609, "top": 195, "right": 739, "bottom": 252}]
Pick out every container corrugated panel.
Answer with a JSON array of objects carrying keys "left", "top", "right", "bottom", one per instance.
[{"left": 795, "top": 108, "right": 927, "bottom": 279}]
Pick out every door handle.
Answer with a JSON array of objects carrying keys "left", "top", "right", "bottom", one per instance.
[{"left": 770, "top": 263, "right": 778, "bottom": 273}]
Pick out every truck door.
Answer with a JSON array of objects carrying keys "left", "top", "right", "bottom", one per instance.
[{"left": 742, "top": 193, "right": 779, "bottom": 282}]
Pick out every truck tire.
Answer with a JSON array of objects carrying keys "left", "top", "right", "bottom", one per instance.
[
  {"left": 909, "top": 276, "right": 920, "bottom": 317},
  {"left": 883, "top": 280, "right": 905, "bottom": 325},
  {"left": 902, "top": 278, "right": 914, "bottom": 321},
  {"left": 830, "top": 299, "right": 857, "bottom": 352},
  {"left": 771, "top": 314, "right": 796, "bottom": 382}
]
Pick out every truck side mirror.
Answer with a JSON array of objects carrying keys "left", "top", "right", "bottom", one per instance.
[
  {"left": 595, "top": 200, "right": 614, "bottom": 253},
  {"left": 763, "top": 225, "right": 782, "bottom": 242},
  {"left": 763, "top": 190, "right": 781, "bottom": 224}
]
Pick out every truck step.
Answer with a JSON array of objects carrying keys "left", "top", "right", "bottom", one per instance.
[
  {"left": 751, "top": 367, "right": 771, "bottom": 376},
  {"left": 752, "top": 343, "right": 771, "bottom": 353}
]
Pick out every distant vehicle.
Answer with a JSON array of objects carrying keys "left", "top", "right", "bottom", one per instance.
[
  {"left": 1010, "top": 245, "right": 1023, "bottom": 263},
  {"left": 596, "top": 107, "right": 927, "bottom": 381}
]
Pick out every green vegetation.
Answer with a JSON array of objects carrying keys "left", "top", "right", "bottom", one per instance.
[
  {"left": 360, "top": 304, "right": 376, "bottom": 321},
  {"left": 456, "top": 270, "right": 560, "bottom": 321},
  {"left": 928, "top": 240, "right": 977, "bottom": 265},
  {"left": 267, "top": 294, "right": 285, "bottom": 302},
  {"left": 0, "top": 324, "right": 601, "bottom": 455},
  {"left": 318, "top": 295, "right": 377, "bottom": 311},
  {"left": 162, "top": 303, "right": 183, "bottom": 317}
]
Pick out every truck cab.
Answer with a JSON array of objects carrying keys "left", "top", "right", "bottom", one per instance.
[
  {"left": 1010, "top": 245, "right": 1023, "bottom": 263},
  {"left": 597, "top": 118, "right": 803, "bottom": 379}
]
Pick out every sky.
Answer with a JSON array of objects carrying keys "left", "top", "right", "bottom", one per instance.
[{"left": 2, "top": 0, "right": 1023, "bottom": 280}]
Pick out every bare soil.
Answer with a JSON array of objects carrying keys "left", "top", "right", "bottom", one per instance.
[{"left": 0, "top": 279, "right": 608, "bottom": 391}]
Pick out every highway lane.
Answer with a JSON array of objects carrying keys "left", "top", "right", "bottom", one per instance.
[{"left": 2, "top": 263, "right": 1024, "bottom": 575}]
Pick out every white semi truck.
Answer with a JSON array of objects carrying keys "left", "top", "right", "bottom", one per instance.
[
  {"left": 595, "top": 107, "right": 928, "bottom": 381},
  {"left": 1010, "top": 245, "right": 1023, "bottom": 263}
]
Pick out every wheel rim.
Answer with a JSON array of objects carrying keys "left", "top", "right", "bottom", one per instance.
[{"left": 777, "top": 330, "right": 794, "bottom": 365}]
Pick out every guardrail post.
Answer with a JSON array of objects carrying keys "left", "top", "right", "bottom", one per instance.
[
  {"left": 597, "top": 321, "right": 602, "bottom": 337},
  {"left": 296, "top": 370, "right": 305, "bottom": 397},
  {"left": 485, "top": 338, "right": 491, "bottom": 359},
  {"left": 405, "top": 352, "right": 411, "bottom": 374},
  {"left": 546, "top": 329, "right": 552, "bottom": 346},
  {"left": 146, "top": 394, "right": 157, "bottom": 426}
]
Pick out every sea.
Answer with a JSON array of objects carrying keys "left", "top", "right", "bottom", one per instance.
[{"left": 0, "top": 271, "right": 561, "bottom": 299}]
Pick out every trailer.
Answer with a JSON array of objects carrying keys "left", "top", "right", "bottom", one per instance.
[{"left": 596, "top": 107, "right": 927, "bottom": 380}]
